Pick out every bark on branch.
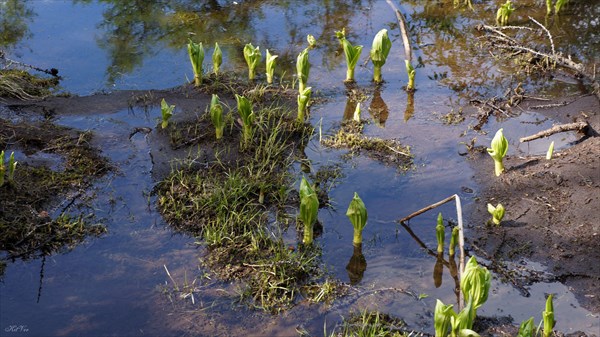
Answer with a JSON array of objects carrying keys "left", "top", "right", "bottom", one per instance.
[{"left": 519, "top": 121, "right": 592, "bottom": 142}]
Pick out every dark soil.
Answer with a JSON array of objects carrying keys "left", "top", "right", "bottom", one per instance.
[{"left": 465, "top": 94, "right": 600, "bottom": 316}]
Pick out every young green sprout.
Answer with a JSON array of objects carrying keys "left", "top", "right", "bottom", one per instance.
[
  {"left": 449, "top": 226, "right": 459, "bottom": 257},
  {"left": 243, "top": 43, "right": 261, "bottom": 81},
  {"left": 555, "top": 0, "right": 568, "bottom": 14},
  {"left": 160, "top": 98, "right": 175, "bottom": 129},
  {"left": 496, "top": 0, "right": 515, "bottom": 26},
  {"left": 543, "top": 294, "right": 555, "bottom": 337},
  {"left": 296, "top": 48, "right": 310, "bottom": 93},
  {"left": 187, "top": 40, "right": 204, "bottom": 86},
  {"left": 212, "top": 42, "right": 222, "bottom": 75},
  {"left": 299, "top": 177, "right": 319, "bottom": 245},
  {"left": 487, "top": 203, "right": 505, "bottom": 226},
  {"left": 436, "top": 213, "right": 445, "bottom": 254},
  {"left": 370, "top": 29, "right": 392, "bottom": 83},
  {"left": 7, "top": 151, "right": 16, "bottom": 183},
  {"left": 434, "top": 299, "right": 453, "bottom": 337},
  {"left": 307, "top": 34, "right": 317, "bottom": 49},
  {"left": 210, "top": 94, "right": 224, "bottom": 140},
  {"left": 545, "top": 0, "right": 553, "bottom": 15},
  {"left": 353, "top": 102, "right": 361, "bottom": 122},
  {"left": 546, "top": 141, "right": 555, "bottom": 160},
  {"left": 451, "top": 300, "right": 478, "bottom": 332},
  {"left": 235, "top": 94, "right": 255, "bottom": 145},
  {"left": 346, "top": 192, "right": 368, "bottom": 246},
  {"left": 460, "top": 256, "right": 491, "bottom": 311},
  {"left": 517, "top": 317, "right": 535, "bottom": 337},
  {"left": 0, "top": 150, "right": 5, "bottom": 187},
  {"left": 406, "top": 60, "right": 416, "bottom": 91},
  {"left": 265, "top": 49, "right": 278, "bottom": 84},
  {"left": 487, "top": 128, "right": 508, "bottom": 176},
  {"left": 335, "top": 28, "right": 363, "bottom": 83},
  {"left": 297, "top": 87, "right": 312, "bottom": 122}
]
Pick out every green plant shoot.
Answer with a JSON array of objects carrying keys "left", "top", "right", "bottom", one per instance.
[
  {"left": 487, "top": 128, "right": 508, "bottom": 176},
  {"left": 7, "top": 151, "right": 16, "bottom": 183},
  {"left": 243, "top": 43, "right": 261, "bottom": 80},
  {"left": 160, "top": 98, "right": 175, "bottom": 129},
  {"left": 406, "top": 60, "right": 416, "bottom": 91},
  {"left": 545, "top": 0, "right": 553, "bottom": 15},
  {"left": 296, "top": 48, "right": 310, "bottom": 93},
  {"left": 543, "top": 294, "right": 555, "bottom": 337},
  {"left": 517, "top": 317, "right": 535, "bottom": 337},
  {"left": 546, "top": 141, "right": 555, "bottom": 160},
  {"left": 353, "top": 102, "right": 361, "bottom": 122},
  {"left": 434, "top": 299, "right": 454, "bottom": 337},
  {"left": 297, "top": 87, "right": 312, "bottom": 122},
  {"left": 436, "top": 212, "right": 445, "bottom": 254},
  {"left": 299, "top": 177, "right": 319, "bottom": 245},
  {"left": 307, "top": 34, "right": 317, "bottom": 49},
  {"left": 265, "top": 49, "right": 278, "bottom": 84},
  {"left": 212, "top": 42, "right": 222, "bottom": 75},
  {"left": 487, "top": 203, "right": 505, "bottom": 226},
  {"left": 449, "top": 226, "right": 459, "bottom": 257},
  {"left": 370, "top": 29, "right": 392, "bottom": 83},
  {"left": 496, "top": 0, "right": 515, "bottom": 26},
  {"left": 235, "top": 94, "right": 255, "bottom": 145},
  {"left": 210, "top": 94, "right": 224, "bottom": 140},
  {"left": 335, "top": 28, "right": 363, "bottom": 82},
  {"left": 0, "top": 150, "right": 5, "bottom": 187},
  {"left": 187, "top": 40, "right": 204, "bottom": 86},
  {"left": 555, "top": 0, "right": 568, "bottom": 13},
  {"left": 346, "top": 192, "right": 368, "bottom": 246},
  {"left": 461, "top": 256, "right": 491, "bottom": 313},
  {"left": 451, "top": 300, "right": 477, "bottom": 332}
]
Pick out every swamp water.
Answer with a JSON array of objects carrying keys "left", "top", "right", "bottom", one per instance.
[{"left": 1, "top": 0, "right": 598, "bottom": 336}]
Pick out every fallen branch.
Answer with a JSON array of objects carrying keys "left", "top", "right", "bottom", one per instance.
[{"left": 519, "top": 121, "right": 590, "bottom": 142}]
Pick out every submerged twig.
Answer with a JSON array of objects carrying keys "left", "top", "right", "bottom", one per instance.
[{"left": 519, "top": 121, "right": 591, "bottom": 142}]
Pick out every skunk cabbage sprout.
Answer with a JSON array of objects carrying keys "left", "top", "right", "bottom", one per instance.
[
  {"left": 434, "top": 299, "right": 453, "bottom": 337},
  {"left": 7, "top": 151, "right": 16, "bottom": 183},
  {"left": 436, "top": 212, "right": 445, "bottom": 254},
  {"left": 546, "top": 141, "right": 555, "bottom": 160},
  {"left": 487, "top": 203, "right": 505, "bottom": 226},
  {"left": 160, "top": 98, "right": 175, "bottom": 129},
  {"left": 210, "top": 94, "right": 224, "bottom": 140},
  {"left": 243, "top": 43, "right": 261, "bottom": 80},
  {"left": 406, "top": 60, "right": 416, "bottom": 91},
  {"left": 297, "top": 87, "right": 312, "bottom": 122},
  {"left": 335, "top": 28, "right": 363, "bottom": 82},
  {"left": 449, "top": 226, "right": 459, "bottom": 257},
  {"left": 487, "top": 128, "right": 508, "bottom": 176},
  {"left": 307, "top": 34, "right": 317, "bottom": 48},
  {"left": 235, "top": 94, "right": 255, "bottom": 145},
  {"left": 0, "top": 151, "right": 6, "bottom": 187},
  {"left": 517, "top": 317, "right": 535, "bottom": 337},
  {"left": 451, "top": 300, "right": 476, "bottom": 332},
  {"left": 212, "top": 42, "right": 222, "bottom": 75},
  {"left": 496, "top": 0, "right": 515, "bottom": 26},
  {"left": 187, "top": 40, "right": 204, "bottom": 86},
  {"left": 543, "top": 295, "right": 555, "bottom": 337},
  {"left": 346, "top": 192, "right": 368, "bottom": 246},
  {"left": 299, "top": 177, "right": 319, "bottom": 245},
  {"left": 555, "top": 0, "right": 568, "bottom": 13},
  {"left": 296, "top": 48, "right": 310, "bottom": 93},
  {"left": 265, "top": 49, "right": 278, "bottom": 84},
  {"left": 353, "top": 102, "right": 361, "bottom": 122},
  {"left": 460, "top": 256, "right": 491, "bottom": 311},
  {"left": 370, "top": 29, "right": 392, "bottom": 83}
]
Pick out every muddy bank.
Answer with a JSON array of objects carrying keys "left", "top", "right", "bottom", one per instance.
[{"left": 466, "top": 94, "right": 600, "bottom": 315}]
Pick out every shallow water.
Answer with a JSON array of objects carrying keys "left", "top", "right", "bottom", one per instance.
[{"left": 1, "top": 0, "right": 598, "bottom": 335}]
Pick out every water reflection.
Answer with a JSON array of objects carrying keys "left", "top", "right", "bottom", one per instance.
[
  {"left": 0, "top": 0, "right": 34, "bottom": 49},
  {"left": 368, "top": 86, "right": 389, "bottom": 127},
  {"left": 346, "top": 243, "right": 366, "bottom": 285}
]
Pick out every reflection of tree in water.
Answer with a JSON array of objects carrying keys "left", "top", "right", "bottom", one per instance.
[
  {"left": 0, "top": 0, "right": 35, "bottom": 49},
  {"left": 72, "top": 0, "right": 368, "bottom": 85}
]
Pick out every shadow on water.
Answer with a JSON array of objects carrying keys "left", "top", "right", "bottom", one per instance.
[{"left": 1, "top": 0, "right": 599, "bottom": 335}]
